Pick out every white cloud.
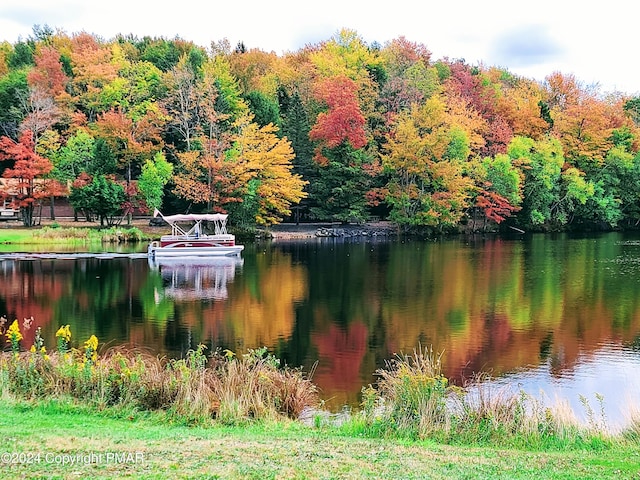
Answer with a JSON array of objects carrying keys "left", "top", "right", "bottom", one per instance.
[{"left": 1, "top": 0, "right": 639, "bottom": 94}]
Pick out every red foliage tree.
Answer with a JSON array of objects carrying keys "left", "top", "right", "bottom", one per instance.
[
  {"left": 483, "top": 116, "right": 513, "bottom": 156},
  {"left": 0, "top": 130, "right": 57, "bottom": 226},
  {"left": 445, "top": 61, "right": 486, "bottom": 112},
  {"left": 475, "top": 190, "right": 520, "bottom": 231},
  {"left": 309, "top": 76, "right": 367, "bottom": 164}
]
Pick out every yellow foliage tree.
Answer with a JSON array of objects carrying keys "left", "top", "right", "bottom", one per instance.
[
  {"left": 230, "top": 115, "right": 307, "bottom": 225},
  {"left": 381, "top": 95, "right": 476, "bottom": 228}
]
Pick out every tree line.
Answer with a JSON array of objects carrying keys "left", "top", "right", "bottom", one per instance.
[{"left": 1, "top": 25, "right": 639, "bottom": 231}]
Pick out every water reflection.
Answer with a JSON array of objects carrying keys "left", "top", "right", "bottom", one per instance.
[
  {"left": 492, "top": 345, "right": 640, "bottom": 432},
  {"left": 149, "top": 257, "right": 243, "bottom": 301},
  {"left": 1, "top": 233, "right": 640, "bottom": 426}
]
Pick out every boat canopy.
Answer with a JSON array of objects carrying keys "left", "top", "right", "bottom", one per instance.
[
  {"left": 161, "top": 213, "right": 228, "bottom": 224},
  {"left": 153, "top": 209, "right": 229, "bottom": 236},
  {"left": 154, "top": 210, "right": 230, "bottom": 236}
]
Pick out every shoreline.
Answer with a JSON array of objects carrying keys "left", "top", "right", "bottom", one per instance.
[
  {"left": 1, "top": 217, "right": 399, "bottom": 241},
  {"left": 263, "top": 221, "right": 398, "bottom": 240}
]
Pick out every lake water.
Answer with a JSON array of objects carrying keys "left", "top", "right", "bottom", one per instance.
[{"left": 1, "top": 232, "right": 640, "bottom": 429}]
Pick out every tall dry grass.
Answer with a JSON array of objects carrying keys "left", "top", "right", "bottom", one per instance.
[
  {"left": 0, "top": 345, "right": 319, "bottom": 424},
  {"left": 623, "top": 404, "right": 640, "bottom": 440},
  {"left": 374, "top": 346, "right": 450, "bottom": 435},
  {"left": 358, "top": 346, "right": 614, "bottom": 446},
  {"left": 448, "top": 376, "right": 585, "bottom": 444}
]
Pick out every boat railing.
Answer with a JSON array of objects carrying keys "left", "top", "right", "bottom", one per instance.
[{"left": 160, "top": 233, "right": 235, "bottom": 241}]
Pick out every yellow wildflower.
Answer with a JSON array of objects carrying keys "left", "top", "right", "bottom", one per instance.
[
  {"left": 40, "top": 346, "right": 46, "bottom": 354},
  {"left": 43, "top": 354, "right": 50, "bottom": 361},
  {"left": 30, "top": 345, "right": 36, "bottom": 353},
  {"left": 5, "top": 320, "right": 23, "bottom": 344},
  {"left": 55, "top": 325, "right": 71, "bottom": 343},
  {"left": 223, "top": 349, "right": 235, "bottom": 360},
  {"left": 84, "top": 335, "right": 99, "bottom": 363},
  {"left": 84, "top": 335, "right": 98, "bottom": 351}
]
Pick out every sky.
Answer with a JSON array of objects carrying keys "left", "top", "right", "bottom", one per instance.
[{"left": 1, "top": 0, "right": 638, "bottom": 95}]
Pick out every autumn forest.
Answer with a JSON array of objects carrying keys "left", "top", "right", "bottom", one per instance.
[{"left": 1, "top": 25, "right": 640, "bottom": 232}]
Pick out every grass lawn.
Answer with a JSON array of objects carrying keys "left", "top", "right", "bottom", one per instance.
[
  {"left": 0, "top": 228, "right": 34, "bottom": 243},
  {"left": 2, "top": 400, "right": 639, "bottom": 479}
]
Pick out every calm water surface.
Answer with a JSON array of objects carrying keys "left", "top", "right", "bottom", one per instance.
[{"left": 2, "top": 232, "right": 640, "bottom": 428}]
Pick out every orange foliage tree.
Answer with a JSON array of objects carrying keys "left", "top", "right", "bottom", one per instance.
[
  {"left": 92, "top": 108, "right": 164, "bottom": 182},
  {"left": 68, "top": 32, "right": 118, "bottom": 120},
  {"left": 28, "top": 45, "right": 69, "bottom": 99}
]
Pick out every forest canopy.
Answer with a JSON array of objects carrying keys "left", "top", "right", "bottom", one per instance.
[{"left": 1, "top": 26, "right": 639, "bottom": 231}]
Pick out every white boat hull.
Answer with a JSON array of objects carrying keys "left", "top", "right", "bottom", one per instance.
[{"left": 148, "top": 243, "right": 244, "bottom": 258}]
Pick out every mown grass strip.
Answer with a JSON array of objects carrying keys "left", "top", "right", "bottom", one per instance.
[{"left": 2, "top": 399, "right": 639, "bottom": 479}]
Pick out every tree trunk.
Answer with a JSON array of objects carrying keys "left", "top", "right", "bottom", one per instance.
[{"left": 22, "top": 205, "right": 34, "bottom": 227}]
